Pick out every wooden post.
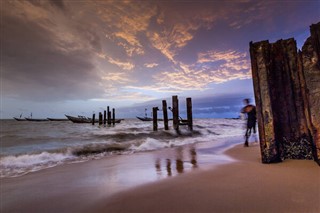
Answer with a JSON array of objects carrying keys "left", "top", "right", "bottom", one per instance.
[
  {"left": 250, "top": 25, "right": 320, "bottom": 164},
  {"left": 153, "top": 107, "right": 158, "bottom": 131},
  {"left": 92, "top": 113, "right": 95, "bottom": 125},
  {"left": 107, "top": 106, "right": 111, "bottom": 125},
  {"left": 98, "top": 112, "right": 103, "bottom": 125},
  {"left": 186, "top": 97, "right": 193, "bottom": 131},
  {"left": 112, "top": 108, "right": 115, "bottom": 125},
  {"left": 162, "top": 100, "right": 169, "bottom": 130},
  {"left": 103, "top": 110, "right": 106, "bottom": 126},
  {"left": 172, "top": 96, "right": 179, "bottom": 131}
]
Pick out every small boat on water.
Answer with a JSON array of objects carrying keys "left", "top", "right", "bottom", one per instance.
[
  {"left": 25, "top": 118, "right": 49, "bottom": 122},
  {"left": 136, "top": 116, "right": 153, "bottom": 121},
  {"left": 65, "top": 115, "right": 92, "bottom": 123},
  {"left": 65, "top": 115, "right": 122, "bottom": 124},
  {"left": 13, "top": 113, "right": 27, "bottom": 121},
  {"left": 136, "top": 108, "right": 156, "bottom": 121},
  {"left": 13, "top": 117, "right": 27, "bottom": 121},
  {"left": 47, "top": 118, "right": 69, "bottom": 121}
]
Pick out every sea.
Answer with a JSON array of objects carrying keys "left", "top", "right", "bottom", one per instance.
[{"left": 0, "top": 118, "right": 252, "bottom": 178}]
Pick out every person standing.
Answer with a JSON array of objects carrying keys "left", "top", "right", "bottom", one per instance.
[{"left": 241, "top": 98, "right": 257, "bottom": 147}]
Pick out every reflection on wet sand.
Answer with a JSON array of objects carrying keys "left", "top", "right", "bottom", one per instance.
[
  {"left": 166, "top": 159, "right": 172, "bottom": 177},
  {"left": 190, "top": 148, "right": 197, "bottom": 168},
  {"left": 155, "top": 147, "right": 198, "bottom": 178}
]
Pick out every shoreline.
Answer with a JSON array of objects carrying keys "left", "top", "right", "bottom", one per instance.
[
  {"left": 1, "top": 137, "right": 241, "bottom": 213},
  {"left": 1, "top": 138, "right": 319, "bottom": 213},
  {"left": 86, "top": 143, "right": 320, "bottom": 213}
]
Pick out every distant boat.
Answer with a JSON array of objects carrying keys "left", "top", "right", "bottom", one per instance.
[
  {"left": 65, "top": 115, "right": 122, "bottom": 124},
  {"left": 65, "top": 115, "right": 92, "bottom": 123},
  {"left": 13, "top": 113, "right": 26, "bottom": 121},
  {"left": 47, "top": 118, "right": 69, "bottom": 121},
  {"left": 13, "top": 117, "right": 26, "bottom": 121},
  {"left": 136, "top": 108, "right": 154, "bottom": 121},
  {"left": 136, "top": 116, "right": 153, "bottom": 121},
  {"left": 25, "top": 118, "right": 49, "bottom": 122}
]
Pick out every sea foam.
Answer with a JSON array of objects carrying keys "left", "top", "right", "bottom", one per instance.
[{"left": 0, "top": 118, "right": 247, "bottom": 177}]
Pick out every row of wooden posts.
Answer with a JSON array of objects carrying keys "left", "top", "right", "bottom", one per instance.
[
  {"left": 90, "top": 96, "right": 193, "bottom": 131},
  {"left": 92, "top": 106, "right": 116, "bottom": 126},
  {"left": 152, "top": 96, "right": 193, "bottom": 132}
]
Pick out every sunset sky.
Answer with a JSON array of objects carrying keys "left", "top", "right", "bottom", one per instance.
[{"left": 1, "top": 0, "right": 319, "bottom": 119}]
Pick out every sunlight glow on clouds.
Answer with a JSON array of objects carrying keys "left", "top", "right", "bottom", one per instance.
[
  {"left": 106, "top": 56, "right": 135, "bottom": 71},
  {"left": 152, "top": 50, "right": 251, "bottom": 92},
  {"left": 101, "top": 72, "right": 134, "bottom": 84},
  {"left": 2, "top": 0, "right": 319, "bottom": 117}
]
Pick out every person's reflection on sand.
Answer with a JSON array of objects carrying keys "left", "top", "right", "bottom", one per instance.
[
  {"left": 166, "top": 159, "right": 172, "bottom": 177},
  {"left": 190, "top": 148, "right": 198, "bottom": 168}
]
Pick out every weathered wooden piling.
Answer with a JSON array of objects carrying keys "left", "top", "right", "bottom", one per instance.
[
  {"left": 98, "top": 112, "right": 103, "bottom": 125},
  {"left": 153, "top": 107, "right": 158, "bottom": 131},
  {"left": 162, "top": 100, "right": 169, "bottom": 130},
  {"left": 172, "top": 96, "right": 179, "bottom": 131},
  {"left": 186, "top": 97, "right": 193, "bottom": 131},
  {"left": 107, "top": 106, "right": 111, "bottom": 125},
  {"left": 249, "top": 21, "right": 320, "bottom": 165},
  {"left": 112, "top": 108, "right": 115, "bottom": 125},
  {"left": 92, "top": 113, "right": 95, "bottom": 125},
  {"left": 103, "top": 110, "right": 106, "bottom": 125}
]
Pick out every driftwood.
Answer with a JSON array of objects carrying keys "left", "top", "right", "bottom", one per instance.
[{"left": 250, "top": 22, "right": 320, "bottom": 165}]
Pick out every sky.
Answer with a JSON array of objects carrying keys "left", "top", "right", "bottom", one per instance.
[{"left": 1, "top": 0, "right": 319, "bottom": 119}]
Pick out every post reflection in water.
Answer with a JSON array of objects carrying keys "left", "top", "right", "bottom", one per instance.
[
  {"left": 190, "top": 148, "right": 198, "bottom": 168},
  {"left": 166, "top": 159, "right": 172, "bottom": 177},
  {"left": 176, "top": 159, "right": 184, "bottom": 174},
  {"left": 176, "top": 147, "right": 184, "bottom": 174},
  {"left": 155, "top": 159, "right": 162, "bottom": 177},
  {"left": 154, "top": 147, "right": 198, "bottom": 178}
]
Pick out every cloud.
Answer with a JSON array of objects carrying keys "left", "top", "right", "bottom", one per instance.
[
  {"left": 197, "top": 50, "right": 250, "bottom": 71},
  {"left": 152, "top": 49, "right": 251, "bottom": 92},
  {"left": 101, "top": 72, "right": 134, "bottom": 84},
  {"left": 98, "top": 1, "right": 157, "bottom": 57},
  {"left": 106, "top": 57, "right": 135, "bottom": 71},
  {"left": 125, "top": 85, "right": 181, "bottom": 94},
  {"left": 144, "top": 63, "right": 159, "bottom": 68},
  {"left": 147, "top": 20, "right": 214, "bottom": 63},
  {"left": 146, "top": 2, "right": 220, "bottom": 63},
  {"left": 2, "top": 1, "right": 105, "bottom": 102}
]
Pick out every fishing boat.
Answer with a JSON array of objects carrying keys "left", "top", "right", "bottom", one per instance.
[
  {"left": 65, "top": 115, "right": 92, "bottom": 123},
  {"left": 47, "top": 118, "right": 69, "bottom": 121},
  {"left": 25, "top": 118, "right": 49, "bottom": 122},
  {"left": 136, "top": 108, "right": 154, "bottom": 121},
  {"left": 13, "top": 114, "right": 27, "bottom": 121},
  {"left": 136, "top": 116, "right": 153, "bottom": 121},
  {"left": 65, "top": 115, "right": 122, "bottom": 124},
  {"left": 13, "top": 117, "right": 26, "bottom": 121}
]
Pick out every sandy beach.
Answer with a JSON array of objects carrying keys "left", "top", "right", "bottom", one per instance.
[{"left": 1, "top": 139, "right": 319, "bottom": 213}]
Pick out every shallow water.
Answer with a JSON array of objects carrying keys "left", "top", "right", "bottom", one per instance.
[{"left": 0, "top": 118, "right": 249, "bottom": 177}]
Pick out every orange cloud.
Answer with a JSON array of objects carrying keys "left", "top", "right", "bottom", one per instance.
[
  {"left": 101, "top": 72, "right": 134, "bottom": 84},
  {"left": 107, "top": 57, "right": 135, "bottom": 71},
  {"left": 97, "top": 1, "right": 157, "bottom": 57},
  {"left": 152, "top": 49, "right": 251, "bottom": 92}
]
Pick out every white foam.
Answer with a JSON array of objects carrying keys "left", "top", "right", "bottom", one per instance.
[
  {"left": 1, "top": 118, "right": 249, "bottom": 177},
  {"left": 130, "top": 138, "right": 169, "bottom": 151},
  {"left": 0, "top": 151, "right": 76, "bottom": 177}
]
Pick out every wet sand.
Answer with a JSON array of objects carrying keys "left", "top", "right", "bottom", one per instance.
[
  {"left": 90, "top": 144, "right": 320, "bottom": 213},
  {"left": 1, "top": 139, "right": 319, "bottom": 213}
]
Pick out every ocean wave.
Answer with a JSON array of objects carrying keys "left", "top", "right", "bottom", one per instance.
[
  {"left": 0, "top": 151, "right": 76, "bottom": 177},
  {"left": 0, "top": 119, "right": 246, "bottom": 178}
]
